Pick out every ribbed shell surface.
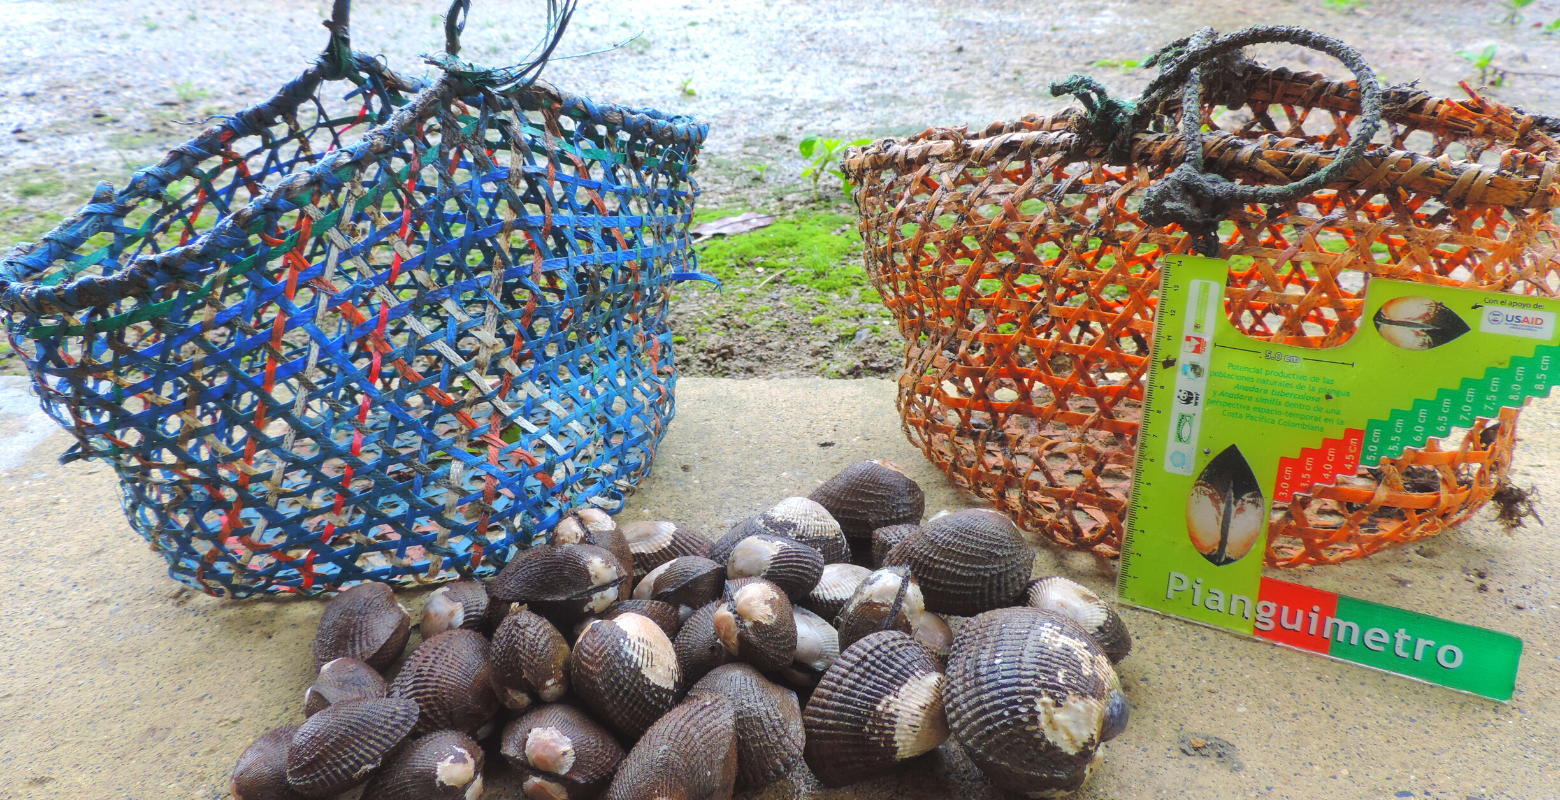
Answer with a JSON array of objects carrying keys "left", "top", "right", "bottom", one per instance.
[
  {"left": 501, "top": 703, "right": 625, "bottom": 799},
  {"left": 554, "top": 510, "right": 637, "bottom": 598},
  {"left": 689, "top": 664, "right": 804, "bottom": 790},
  {"left": 285, "top": 698, "right": 419, "bottom": 798},
  {"left": 883, "top": 509, "right": 1032, "bottom": 616},
  {"left": 231, "top": 725, "right": 304, "bottom": 800},
  {"left": 801, "top": 563, "right": 871, "bottom": 621},
  {"left": 833, "top": 566, "right": 913, "bottom": 653},
  {"left": 1026, "top": 576, "right": 1133, "bottom": 664},
  {"left": 725, "top": 534, "right": 824, "bottom": 600},
  {"left": 674, "top": 600, "right": 733, "bottom": 688},
  {"left": 491, "top": 610, "right": 571, "bottom": 710},
  {"left": 311, "top": 583, "right": 411, "bottom": 672},
  {"left": 389, "top": 629, "right": 498, "bottom": 735},
  {"left": 755, "top": 497, "right": 850, "bottom": 564},
  {"left": 707, "top": 516, "right": 764, "bottom": 566},
  {"left": 649, "top": 556, "right": 724, "bottom": 610},
  {"left": 571, "top": 613, "right": 682, "bottom": 740},
  {"left": 359, "top": 730, "right": 484, "bottom": 800},
  {"left": 717, "top": 580, "right": 797, "bottom": 672},
  {"left": 487, "top": 543, "right": 628, "bottom": 625},
  {"left": 800, "top": 631, "right": 947, "bottom": 788},
  {"left": 305, "top": 658, "right": 387, "bottom": 717},
  {"left": 601, "top": 599, "right": 683, "bottom": 639},
  {"left": 419, "top": 580, "right": 491, "bottom": 639},
  {"left": 809, "top": 460, "right": 925, "bottom": 541},
  {"left": 870, "top": 524, "right": 919, "bottom": 569},
  {"left": 944, "top": 607, "right": 1119, "bottom": 797},
  {"left": 605, "top": 694, "right": 738, "bottom": 800},
  {"left": 621, "top": 520, "right": 711, "bottom": 580}
]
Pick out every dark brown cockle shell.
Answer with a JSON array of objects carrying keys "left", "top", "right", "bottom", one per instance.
[
  {"left": 285, "top": 697, "right": 419, "bottom": 798},
  {"left": 944, "top": 607, "right": 1128, "bottom": 797},
  {"left": 388, "top": 629, "right": 498, "bottom": 735},
  {"left": 832, "top": 566, "right": 916, "bottom": 652},
  {"left": 799, "top": 562, "right": 870, "bottom": 621},
  {"left": 304, "top": 658, "right": 387, "bottom": 718},
  {"left": 810, "top": 459, "right": 925, "bottom": 545},
  {"left": 690, "top": 663, "right": 805, "bottom": 790},
  {"left": 605, "top": 694, "right": 738, "bottom": 800},
  {"left": 621, "top": 520, "right": 711, "bottom": 580},
  {"left": 725, "top": 534, "right": 824, "bottom": 600},
  {"left": 491, "top": 610, "right": 572, "bottom": 711},
  {"left": 312, "top": 582, "right": 411, "bottom": 672},
  {"left": 488, "top": 543, "right": 629, "bottom": 627},
  {"left": 1027, "top": 576, "right": 1133, "bottom": 663},
  {"left": 597, "top": 598, "right": 683, "bottom": 640},
  {"left": 553, "top": 508, "right": 636, "bottom": 597},
  {"left": 674, "top": 600, "right": 734, "bottom": 688},
  {"left": 713, "top": 579, "right": 797, "bottom": 673},
  {"left": 571, "top": 612, "right": 683, "bottom": 740},
  {"left": 231, "top": 725, "right": 304, "bottom": 800},
  {"left": 501, "top": 703, "right": 626, "bottom": 800},
  {"left": 870, "top": 524, "right": 918, "bottom": 569},
  {"left": 801, "top": 631, "right": 948, "bottom": 787},
  {"left": 883, "top": 508, "right": 1033, "bottom": 615},
  {"left": 419, "top": 580, "right": 492, "bottom": 639},
  {"left": 754, "top": 497, "right": 850, "bottom": 564},
  {"left": 635, "top": 555, "right": 724, "bottom": 614},
  {"left": 706, "top": 516, "right": 766, "bottom": 566},
  {"left": 360, "top": 729, "right": 484, "bottom": 800}
]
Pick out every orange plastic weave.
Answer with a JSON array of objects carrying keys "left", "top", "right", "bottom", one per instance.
[{"left": 845, "top": 64, "right": 1559, "bottom": 566}]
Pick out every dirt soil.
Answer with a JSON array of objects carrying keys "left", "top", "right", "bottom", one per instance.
[{"left": 7, "top": 0, "right": 1560, "bottom": 378}]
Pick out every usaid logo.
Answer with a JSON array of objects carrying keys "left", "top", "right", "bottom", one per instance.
[{"left": 1480, "top": 305, "right": 1556, "bottom": 341}]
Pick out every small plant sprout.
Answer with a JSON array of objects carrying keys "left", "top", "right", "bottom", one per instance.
[
  {"left": 800, "top": 136, "right": 872, "bottom": 199},
  {"left": 1499, "top": 0, "right": 1536, "bottom": 24},
  {"left": 172, "top": 79, "right": 207, "bottom": 104},
  {"left": 1322, "top": 0, "right": 1367, "bottom": 12},
  {"left": 1457, "top": 43, "right": 1505, "bottom": 86},
  {"left": 746, "top": 164, "right": 770, "bottom": 181},
  {"left": 680, "top": 76, "right": 696, "bottom": 97},
  {"left": 1545, "top": 18, "right": 1560, "bottom": 33},
  {"left": 1091, "top": 57, "right": 1142, "bottom": 72}
]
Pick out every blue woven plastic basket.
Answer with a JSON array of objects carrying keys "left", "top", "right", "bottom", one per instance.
[{"left": 0, "top": 0, "right": 708, "bottom": 597}]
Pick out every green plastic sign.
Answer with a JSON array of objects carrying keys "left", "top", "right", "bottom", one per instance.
[{"left": 1119, "top": 255, "right": 1529, "bottom": 702}]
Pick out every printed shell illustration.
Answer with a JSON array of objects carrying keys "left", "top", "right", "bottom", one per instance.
[
  {"left": 1186, "top": 445, "right": 1266, "bottom": 566},
  {"left": 1373, "top": 296, "right": 1471, "bottom": 350}
]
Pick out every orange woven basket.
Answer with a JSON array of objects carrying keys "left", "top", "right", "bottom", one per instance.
[{"left": 845, "top": 27, "right": 1558, "bottom": 567}]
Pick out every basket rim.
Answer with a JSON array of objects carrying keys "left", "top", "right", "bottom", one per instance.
[
  {"left": 0, "top": 63, "right": 708, "bottom": 320},
  {"left": 842, "top": 63, "right": 1560, "bottom": 212}
]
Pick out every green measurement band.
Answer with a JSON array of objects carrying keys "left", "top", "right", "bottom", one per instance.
[{"left": 1252, "top": 578, "right": 1522, "bottom": 702}]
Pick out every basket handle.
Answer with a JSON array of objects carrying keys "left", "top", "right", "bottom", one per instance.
[
  {"left": 1144, "top": 26, "right": 1383, "bottom": 255},
  {"left": 320, "top": 0, "right": 356, "bottom": 79}
]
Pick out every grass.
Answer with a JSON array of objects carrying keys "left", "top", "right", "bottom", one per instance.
[
  {"left": 17, "top": 177, "right": 65, "bottom": 199},
  {"left": 691, "top": 208, "right": 874, "bottom": 299}
]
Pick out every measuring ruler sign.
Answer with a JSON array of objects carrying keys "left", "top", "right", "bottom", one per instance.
[{"left": 1118, "top": 255, "right": 1534, "bottom": 701}]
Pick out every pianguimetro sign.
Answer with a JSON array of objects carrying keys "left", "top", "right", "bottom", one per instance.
[{"left": 1119, "top": 255, "right": 1526, "bottom": 702}]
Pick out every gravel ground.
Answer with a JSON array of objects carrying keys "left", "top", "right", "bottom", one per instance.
[{"left": 7, "top": 0, "right": 1560, "bottom": 377}]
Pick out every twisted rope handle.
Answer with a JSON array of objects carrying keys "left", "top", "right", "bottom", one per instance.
[
  {"left": 1053, "top": 25, "right": 1385, "bottom": 256},
  {"left": 445, "top": 0, "right": 472, "bottom": 56}
]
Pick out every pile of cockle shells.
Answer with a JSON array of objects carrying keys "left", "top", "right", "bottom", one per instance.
[{"left": 230, "top": 459, "right": 1132, "bottom": 800}]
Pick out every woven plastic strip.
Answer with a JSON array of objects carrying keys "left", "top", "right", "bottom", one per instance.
[
  {"left": 845, "top": 29, "right": 1557, "bottom": 567},
  {"left": 0, "top": 0, "right": 709, "bottom": 597}
]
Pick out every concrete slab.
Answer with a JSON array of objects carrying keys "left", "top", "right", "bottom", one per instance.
[{"left": 0, "top": 377, "right": 1553, "bottom": 800}]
